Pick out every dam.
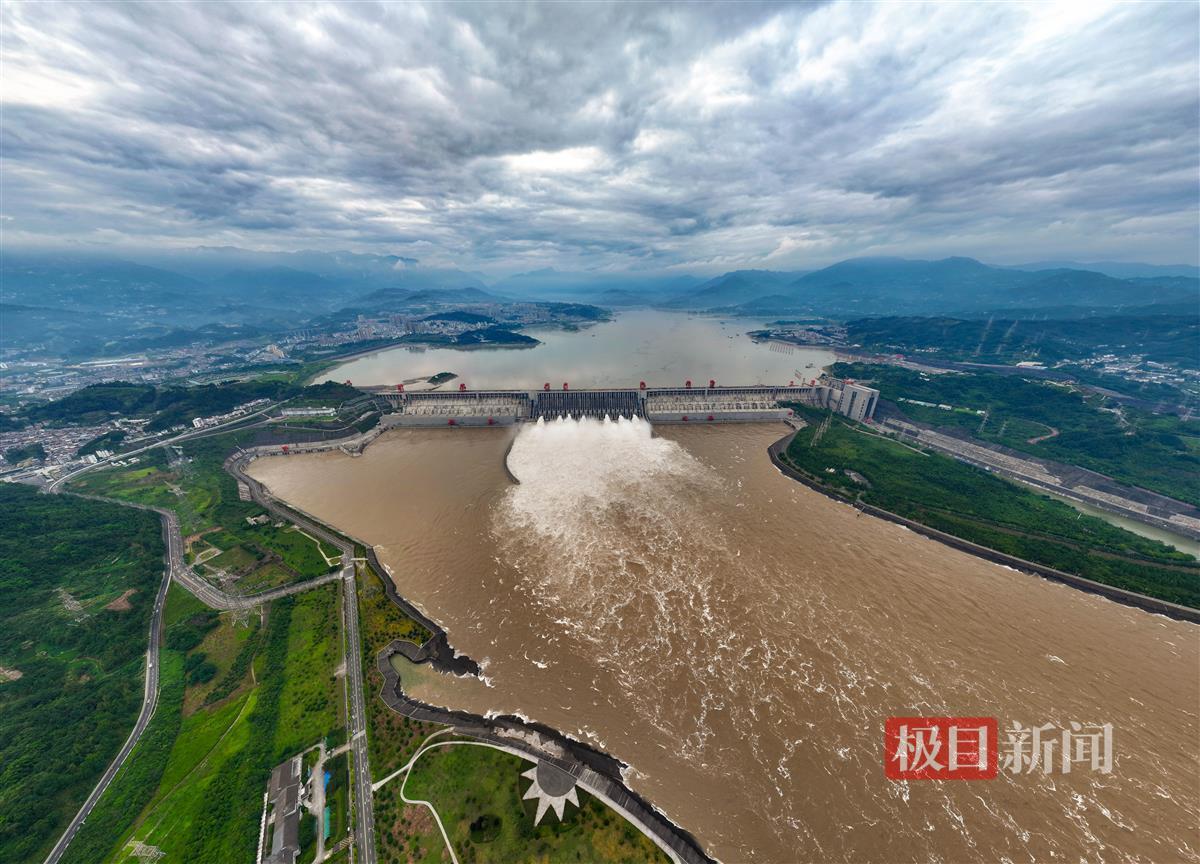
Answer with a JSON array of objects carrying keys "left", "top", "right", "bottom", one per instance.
[
  {"left": 246, "top": 421, "right": 1200, "bottom": 864},
  {"left": 361, "top": 378, "right": 879, "bottom": 426}
]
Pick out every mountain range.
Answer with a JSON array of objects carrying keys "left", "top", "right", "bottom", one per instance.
[
  {"left": 670, "top": 256, "right": 1198, "bottom": 317},
  {"left": 2, "top": 248, "right": 1195, "bottom": 358}
]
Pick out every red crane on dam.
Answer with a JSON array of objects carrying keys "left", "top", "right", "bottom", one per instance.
[
  {"left": 544, "top": 382, "right": 551, "bottom": 391},
  {"left": 396, "top": 383, "right": 404, "bottom": 392},
  {"left": 685, "top": 379, "right": 692, "bottom": 389},
  {"left": 563, "top": 382, "right": 569, "bottom": 390},
  {"left": 639, "top": 381, "right": 646, "bottom": 390},
  {"left": 459, "top": 382, "right": 467, "bottom": 392}
]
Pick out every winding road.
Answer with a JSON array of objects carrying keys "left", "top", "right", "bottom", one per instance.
[{"left": 42, "top": 433, "right": 377, "bottom": 864}]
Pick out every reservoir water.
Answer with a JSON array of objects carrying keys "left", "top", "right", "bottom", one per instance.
[
  {"left": 322, "top": 311, "right": 834, "bottom": 389},
  {"left": 249, "top": 420, "right": 1199, "bottom": 864}
]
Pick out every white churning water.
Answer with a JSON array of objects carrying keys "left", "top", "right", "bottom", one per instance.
[{"left": 249, "top": 421, "right": 1200, "bottom": 863}]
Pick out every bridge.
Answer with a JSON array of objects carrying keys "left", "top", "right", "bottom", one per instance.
[{"left": 359, "top": 379, "right": 878, "bottom": 426}]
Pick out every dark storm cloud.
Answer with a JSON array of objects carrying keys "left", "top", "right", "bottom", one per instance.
[{"left": 2, "top": 0, "right": 1197, "bottom": 270}]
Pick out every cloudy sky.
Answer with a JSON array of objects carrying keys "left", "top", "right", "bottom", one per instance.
[{"left": 3, "top": 0, "right": 1197, "bottom": 273}]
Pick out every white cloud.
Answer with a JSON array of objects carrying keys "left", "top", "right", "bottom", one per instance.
[{"left": 0, "top": 0, "right": 1195, "bottom": 269}]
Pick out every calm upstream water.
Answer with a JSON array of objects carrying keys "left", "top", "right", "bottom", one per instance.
[
  {"left": 322, "top": 310, "right": 834, "bottom": 389},
  {"left": 249, "top": 421, "right": 1199, "bottom": 863}
]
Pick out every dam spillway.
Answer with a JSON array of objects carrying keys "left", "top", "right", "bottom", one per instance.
[
  {"left": 532, "top": 388, "right": 644, "bottom": 420},
  {"left": 364, "top": 382, "right": 875, "bottom": 426}
]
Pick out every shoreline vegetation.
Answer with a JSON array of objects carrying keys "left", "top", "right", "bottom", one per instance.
[
  {"left": 830, "top": 362, "right": 1200, "bottom": 507},
  {"left": 53, "top": 423, "right": 711, "bottom": 864},
  {"left": 40, "top": 392, "right": 1197, "bottom": 862},
  {"left": 774, "top": 404, "right": 1200, "bottom": 618}
]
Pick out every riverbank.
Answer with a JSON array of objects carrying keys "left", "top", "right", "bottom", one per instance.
[
  {"left": 767, "top": 428, "right": 1200, "bottom": 623},
  {"left": 233, "top": 434, "right": 713, "bottom": 864}
]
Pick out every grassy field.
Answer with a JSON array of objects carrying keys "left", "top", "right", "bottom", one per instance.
[
  {"left": 275, "top": 584, "right": 343, "bottom": 756},
  {"left": 0, "top": 484, "right": 165, "bottom": 863},
  {"left": 832, "top": 362, "right": 1200, "bottom": 505},
  {"left": 71, "top": 430, "right": 337, "bottom": 593},
  {"left": 356, "top": 557, "right": 440, "bottom": 781},
  {"left": 392, "top": 744, "right": 669, "bottom": 864},
  {"left": 68, "top": 582, "right": 345, "bottom": 864},
  {"left": 782, "top": 406, "right": 1200, "bottom": 606}
]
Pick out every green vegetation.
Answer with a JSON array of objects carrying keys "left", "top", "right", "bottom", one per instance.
[
  {"left": 275, "top": 585, "right": 342, "bottom": 755},
  {"left": 77, "top": 429, "right": 127, "bottom": 457},
  {"left": 72, "top": 430, "right": 337, "bottom": 592},
  {"left": 423, "top": 311, "right": 495, "bottom": 324},
  {"left": 298, "top": 810, "right": 319, "bottom": 864},
  {"left": 79, "top": 584, "right": 344, "bottom": 863},
  {"left": 356, "top": 556, "right": 438, "bottom": 781},
  {"left": 834, "top": 362, "right": 1200, "bottom": 505},
  {"left": 846, "top": 313, "right": 1199, "bottom": 368},
  {"left": 27, "top": 378, "right": 364, "bottom": 431},
  {"left": 397, "top": 326, "right": 539, "bottom": 348},
  {"left": 60, "top": 649, "right": 186, "bottom": 864},
  {"left": 325, "top": 750, "right": 350, "bottom": 850},
  {"left": 202, "top": 617, "right": 263, "bottom": 706},
  {"left": 377, "top": 744, "right": 668, "bottom": 864},
  {"left": 454, "top": 326, "right": 538, "bottom": 346},
  {"left": 0, "top": 484, "right": 163, "bottom": 863},
  {"left": 428, "top": 371, "right": 458, "bottom": 385},
  {"left": 781, "top": 407, "right": 1200, "bottom": 607},
  {"left": 3, "top": 441, "right": 45, "bottom": 463}
]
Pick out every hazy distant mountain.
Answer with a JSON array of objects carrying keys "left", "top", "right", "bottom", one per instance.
[
  {"left": 714, "top": 294, "right": 811, "bottom": 316},
  {"left": 662, "top": 270, "right": 806, "bottom": 310},
  {"left": 1008, "top": 260, "right": 1200, "bottom": 279},
  {"left": 350, "top": 285, "right": 502, "bottom": 311},
  {"left": 679, "top": 256, "right": 1199, "bottom": 317},
  {"left": 5, "top": 247, "right": 1194, "bottom": 360},
  {"left": 491, "top": 268, "right": 697, "bottom": 303},
  {"left": 209, "top": 266, "right": 351, "bottom": 310},
  {"left": 595, "top": 288, "right": 648, "bottom": 307},
  {"left": 2, "top": 254, "right": 209, "bottom": 312}
]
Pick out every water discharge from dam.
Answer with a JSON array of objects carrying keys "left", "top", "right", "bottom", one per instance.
[{"left": 248, "top": 420, "right": 1199, "bottom": 863}]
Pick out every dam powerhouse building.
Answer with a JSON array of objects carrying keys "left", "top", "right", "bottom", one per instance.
[{"left": 357, "top": 376, "right": 879, "bottom": 427}]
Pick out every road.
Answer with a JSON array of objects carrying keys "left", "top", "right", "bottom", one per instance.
[
  {"left": 42, "top": 517, "right": 174, "bottom": 864},
  {"left": 342, "top": 565, "right": 377, "bottom": 864},
  {"left": 43, "top": 431, "right": 377, "bottom": 864},
  {"left": 45, "top": 403, "right": 276, "bottom": 494},
  {"left": 232, "top": 452, "right": 377, "bottom": 864}
]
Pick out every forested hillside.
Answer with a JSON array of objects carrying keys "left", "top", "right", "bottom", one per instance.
[{"left": 0, "top": 484, "right": 164, "bottom": 862}]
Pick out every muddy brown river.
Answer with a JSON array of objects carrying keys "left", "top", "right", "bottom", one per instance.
[{"left": 249, "top": 421, "right": 1199, "bottom": 863}]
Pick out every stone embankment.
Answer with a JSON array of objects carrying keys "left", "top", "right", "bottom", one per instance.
[{"left": 232, "top": 426, "right": 714, "bottom": 864}]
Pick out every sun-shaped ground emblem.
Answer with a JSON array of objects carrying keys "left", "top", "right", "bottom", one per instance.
[{"left": 521, "top": 761, "right": 580, "bottom": 825}]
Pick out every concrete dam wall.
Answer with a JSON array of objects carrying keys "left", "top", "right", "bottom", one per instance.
[{"left": 368, "top": 380, "right": 878, "bottom": 426}]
